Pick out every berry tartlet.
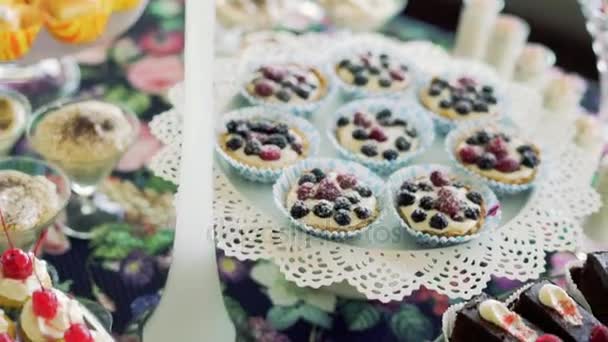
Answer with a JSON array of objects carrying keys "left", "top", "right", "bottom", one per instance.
[
  {"left": 329, "top": 98, "right": 434, "bottom": 174},
  {"left": 388, "top": 165, "right": 500, "bottom": 246},
  {"left": 242, "top": 63, "right": 330, "bottom": 114},
  {"left": 274, "top": 159, "right": 384, "bottom": 239},
  {"left": 19, "top": 288, "right": 113, "bottom": 341},
  {"left": 419, "top": 75, "right": 502, "bottom": 132},
  {"left": 216, "top": 107, "right": 320, "bottom": 183},
  {"left": 0, "top": 248, "right": 52, "bottom": 309},
  {"left": 447, "top": 125, "right": 541, "bottom": 191}
]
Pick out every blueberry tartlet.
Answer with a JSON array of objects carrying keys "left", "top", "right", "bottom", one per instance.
[
  {"left": 335, "top": 108, "right": 419, "bottom": 162},
  {"left": 419, "top": 76, "right": 499, "bottom": 121},
  {"left": 334, "top": 51, "right": 412, "bottom": 93},
  {"left": 219, "top": 117, "right": 311, "bottom": 169},
  {"left": 286, "top": 169, "right": 379, "bottom": 232},
  {"left": 244, "top": 64, "right": 329, "bottom": 105},
  {"left": 395, "top": 170, "right": 486, "bottom": 238},
  {"left": 454, "top": 128, "right": 541, "bottom": 185}
]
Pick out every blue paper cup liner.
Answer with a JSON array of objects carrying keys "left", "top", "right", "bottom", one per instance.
[
  {"left": 328, "top": 35, "right": 426, "bottom": 100},
  {"left": 327, "top": 97, "right": 435, "bottom": 175},
  {"left": 273, "top": 158, "right": 386, "bottom": 240},
  {"left": 387, "top": 163, "right": 501, "bottom": 247},
  {"left": 238, "top": 53, "right": 335, "bottom": 117},
  {"left": 445, "top": 121, "right": 547, "bottom": 195},
  {"left": 215, "top": 106, "right": 321, "bottom": 183},
  {"left": 411, "top": 58, "right": 510, "bottom": 135}
]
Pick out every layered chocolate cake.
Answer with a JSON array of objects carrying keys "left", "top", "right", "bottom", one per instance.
[
  {"left": 511, "top": 281, "right": 604, "bottom": 342},
  {"left": 573, "top": 252, "right": 608, "bottom": 325}
]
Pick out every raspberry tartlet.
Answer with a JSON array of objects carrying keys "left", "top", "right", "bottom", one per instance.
[
  {"left": 243, "top": 63, "right": 329, "bottom": 109},
  {"left": 330, "top": 98, "right": 434, "bottom": 173},
  {"left": 388, "top": 165, "right": 500, "bottom": 246},
  {"left": 449, "top": 126, "right": 541, "bottom": 187},
  {"left": 419, "top": 76, "right": 500, "bottom": 129},
  {"left": 334, "top": 49, "right": 413, "bottom": 95},
  {"left": 216, "top": 108, "right": 319, "bottom": 182}
]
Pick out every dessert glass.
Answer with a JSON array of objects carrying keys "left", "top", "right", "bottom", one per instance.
[
  {"left": 0, "top": 157, "right": 71, "bottom": 250},
  {"left": 0, "top": 89, "right": 31, "bottom": 156},
  {"left": 27, "top": 99, "right": 140, "bottom": 239}
]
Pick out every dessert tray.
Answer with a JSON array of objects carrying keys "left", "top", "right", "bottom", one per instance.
[{"left": 149, "top": 32, "right": 601, "bottom": 302}]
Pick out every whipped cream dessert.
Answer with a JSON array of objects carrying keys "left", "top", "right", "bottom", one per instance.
[
  {"left": 0, "top": 253, "right": 52, "bottom": 304},
  {"left": 335, "top": 108, "right": 418, "bottom": 161},
  {"left": 245, "top": 64, "right": 328, "bottom": 105},
  {"left": 31, "top": 100, "right": 135, "bottom": 186},
  {"left": 286, "top": 169, "right": 378, "bottom": 232},
  {"left": 455, "top": 128, "right": 540, "bottom": 185},
  {"left": 20, "top": 288, "right": 113, "bottom": 342},
  {"left": 335, "top": 50, "right": 411, "bottom": 92},
  {"left": 220, "top": 118, "right": 310, "bottom": 169},
  {"left": 0, "top": 170, "right": 60, "bottom": 232},
  {"left": 420, "top": 76, "right": 499, "bottom": 121},
  {"left": 396, "top": 171, "right": 485, "bottom": 237}
]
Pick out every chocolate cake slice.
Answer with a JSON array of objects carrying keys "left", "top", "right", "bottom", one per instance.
[
  {"left": 511, "top": 280, "right": 603, "bottom": 342},
  {"left": 451, "top": 293, "right": 544, "bottom": 342},
  {"left": 575, "top": 251, "right": 608, "bottom": 325}
]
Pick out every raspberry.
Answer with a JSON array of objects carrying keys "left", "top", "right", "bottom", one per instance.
[
  {"left": 458, "top": 146, "right": 480, "bottom": 164},
  {"left": 536, "top": 334, "right": 562, "bottom": 342},
  {"left": 487, "top": 137, "right": 508, "bottom": 159},
  {"left": 430, "top": 171, "right": 450, "bottom": 187},
  {"left": 591, "top": 325, "right": 608, "bottom": 342},
  {"left": 457, "top": 77, "right": 476, "bottom": 87},
  {"left": 436, "top": 188, "right": 460, "bottom": 217},
  {"left": 64, "top": 323, "right": 94, "bottom": 342},
  {"left": 259, "top": 145, "right": 281, "bottom": 161},
  {"left": 369, "top": 127, "right": 388, "bottom": 142},
  {"left": 261, "top": 66, "right": 286, "bottom": 82},
  {"left": 337, "top": 173, "right": 357, "bottom": 189},
  {"left": 353, "top": 112, "right": 372, "bottom": 128},
  {"left": 32, "top": 289, "right": 58, "bottom": 319},
  {"left": 314, "top": 178, "right": 341, "bottom": 201},
  {"left": 495, "top": 157, "right": 520, "bottom": 173},
  {"left": 1, "top": 248, "right": 33, "bottom": 280},
  {"left": 254, "top": 81, "right": 274, "bottom": 97},
  {"left": 389, "top": 70, "right": 405, "bottom": 81},
  {"left": 297, "top": 182, "right": 315, "bottom": 200}
]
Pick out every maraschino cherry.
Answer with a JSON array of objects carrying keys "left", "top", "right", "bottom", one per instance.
[
  {"left": 0, "top": 333, "right": 12, "bottom": 342},
  {"left": 32, "top": 289, "right": 58, "bottom": 319},
  {"left": 64, "top": 323, "right": 94, "bottom": 342},
  {"left": 0, "top": 208, "right": 33, "bottom": 280},
  {"left": 591, "top": 325, "right": 608, "bottom": 342}
]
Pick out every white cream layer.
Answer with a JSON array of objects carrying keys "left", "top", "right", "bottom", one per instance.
[
  {"left": 479, "top": 299, "right": 538, "bottom": 342},
  {"left": 538, "top": 283, "right": 583, "bottom": 326},
  {"left": 0, "top": 255, "right": 52, "bottom": 303}
]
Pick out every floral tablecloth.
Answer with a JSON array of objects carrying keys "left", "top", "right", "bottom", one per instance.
[{"left": 7, "top": 2, "right": 597, "bottom": 341}]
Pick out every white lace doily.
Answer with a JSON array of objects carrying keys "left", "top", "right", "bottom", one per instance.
[{"left": 149, "top": 34, "right": 601, "bottom": 301}]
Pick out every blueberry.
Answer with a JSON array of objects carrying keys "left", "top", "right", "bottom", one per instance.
[
  {"left": 334, "top": 196, "right": 351, "bottom": 211},
  {"left": 466, "top": 136, "right": 480, "bottom": 145},
  {"left": 354, "top": 206, "right": 371, "bottom": 219},
  {"left": 439, "top": 100, "right": 451, "bottom": 109},
  {"left": 419, "top": 196, "right": 435, "bottom": 211},
  {"left": 429, "top": 213, "right": 449, "bottom": 230},
  {"left": 406, "top": 128, "right": 418, "bottom": 138},
  {"left": 484, "top": 95, "right": 497, "bottom": 104},
  {"left": 517, "top": 145, "right": 534, "bottom": 154},
  {"left": 482, "top": 85, "right": 494, "bottom": 93},
  {"left": 235, "top": 123, "right": 250, "bottom": 137},
  {"left": 521, "top": 151, "right": 539, "bottom": 168},
  {"left": 354, "top": 75, "right": 369, "bottom": 86},
  {"left": 355, "top": 185, "right": 372, "bottom": 198},
  {"left": 376, "top": 109, "right": 392, "bottom": 120},
  {"left": 226, "top": 137, "right": 243, "bottom": 150},
  {"left": 381, "top": 61, "right": 390, "bottom": 68},
  {"left": 276, "top": 90, "right": 291, "bottom": 102},
  {"left": 352, "top": 129, "right": 368, "bottom": 140},
  {"left": 473, "top": 102, "right": 489, "bottom": 112},
  {"left": 272, "top": 123, "right": 289, "bottom": 135},
  {"left": 368, "top": 66, "right": 381, "bottom": 75},
  {"left": 226, "top": 120, "right": 239, "bottom": 133},
  {"left": 265, "top": 134, "right": 288, "bottom": 149},
  {"left": 334, "top": 209, "right": 352, "bottom": 226},
  {"left": 397, "top": 190, "right": 416, "bottom": 206},
  {"left": 477, "top": 153, "right": 497, "bottom": 170},
  {"left": 313, "top": 200, "right": 333, "bottom": 218},
  {"left": 464, "top": 207, "right": 480, "bottom": 220},
  {"left": 244, "top": 140, "right": 262, "bottom": 155},
  {"left": 400, "top": 64, "right": 409, "bottom": 71},
  {"left": 311, "top": 168, "right": 326, "bottom": 181},
  {"left": 428, "top": 86, "right": 442, "bottom": 96},
  {"left": 378, "top": 78, "right": 392, "bottom": 88},
  {"left": 248, "top": 120, "right": 274, "bottom": 133},
  {"left": 391, "top": 118, "right": 407, "bottom": 126},
  {"left": 294, "top": 87, "right": 310, "bottom": 99},
  {"left": 411, "top": 209, "right": 427, "bottom": 223},
  {"left": 348, "top": 64, "right": 364, "bottom": 74},
  {"left": 476, "top": 131, "right": 491, "bottom": 144},
  {"left": 383, "top": 149, "right": 399, "bottom": 161},
  {"left": 452, "top": 182, "right": 466, "bottom": 189},
  {"left": 418, "top": 182, "right": 434, "bottom": 192},
  {"left": 498, "top": 133, "right": 511, "bottom": 142},
  {"left": 290, "top": 201, "right": 310, "bottom": 219},
  {"left": 395, "top": 137, "right": 411, "bottom": 152},
  {"left": 337, "top": 117, "right": 350, "bottom": 127},
  {"left": 346, "top": 192, "right": 361, "bottom": 204},
  {"left": 455, "top": 101, "right": 472, "bottom": 115},
  {"left": 286, "top": 133, "right": 297, "bottom": 143},
  {"left": 379, "top": 53, "right": 389, "bottom": 60},
  {"left": 361, "top": 144, "right": 378, "bottom": 157},
  {"left": 298, "top": 173, "right": 317, "bottom": 185},
  {"left": 466, "top": 191, "right": 483, "bottom": 205},
  {"left": 338, "top": 59, "right": 351, "bottom": 68},
  {"left": 400, "top": 181, "right": 418, "bottom": 192}
]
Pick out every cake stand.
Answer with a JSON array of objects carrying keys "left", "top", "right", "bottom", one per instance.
[{"left": 0, "top": 0, "right": 149, "bottom": 107}]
